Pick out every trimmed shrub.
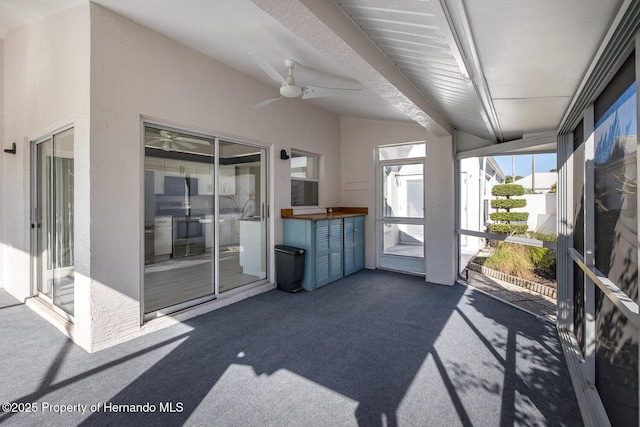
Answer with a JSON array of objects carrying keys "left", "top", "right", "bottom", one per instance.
[
  {"left": 490, "top": 183, "right": 528, "bottom": 235},
  {"left": 492, "top": 184, "right": 525, "bottom": 197},
  {"left": 528, "top": 232, "right": 557, "bottom": 242},
  {"left": 491, "top": 199, "right": 527, "bottom": 210},
  {"left": 489, "top": 223, "right": 529, "bottom": 234},
  {"left": 490, "top": 212, "right": 529, "bottom": 222}
]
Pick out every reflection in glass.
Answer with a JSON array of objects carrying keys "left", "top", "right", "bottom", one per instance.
[
  {"left": 35, "top": 128, "right": 75, "bottom": 315},
  {"left": 143, "top": 127, "right": 214, "bottom": 313},
  {"left": 143, "top": 128, "right": 268, "bottom": 313},
  {"left": 219, "top": 141, "right": 267, "bottom": 292},
  {"left": 593, "top": 81, "right": 637, "bottom": 290},
  {"left": 593, "top": 79, "right": 638, "bottom": 425},
  {"left": 291, "top": 151, "right": 319, "bottom": 206}
]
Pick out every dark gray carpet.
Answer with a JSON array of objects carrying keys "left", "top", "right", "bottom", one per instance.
[{"left": 0, "top": 269, "right": 583, "bottom": 426}]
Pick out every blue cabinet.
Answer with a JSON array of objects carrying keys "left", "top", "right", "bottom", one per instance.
[
  {"left": 344, "top": 216, "right": 365, "bottom": 276},
  {"left": 283, "top": 215, "right": 365, "bottom": 290}
]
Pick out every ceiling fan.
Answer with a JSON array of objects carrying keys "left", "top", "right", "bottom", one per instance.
[
  {"left": 249, "top": 52, "right": 362, "bottom": 108},
  {"left": 147, "top": 130, "right": 209, "bottom": 151}
]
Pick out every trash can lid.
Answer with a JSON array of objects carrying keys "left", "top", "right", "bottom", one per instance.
[{"left": 275, "top": 245, "right": 306, "bottom": 255}]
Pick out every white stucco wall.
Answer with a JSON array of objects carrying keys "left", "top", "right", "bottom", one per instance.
[
  {"left": 87, "top": 4, "right": 342, "bottom": 350},
  {"left": 2, "top": 4, "right": 92, "bottom": 347},
  {"left": 340, "top": 117, "right": 455, "bottom": 285},
  {"left": 0, "top": 38, "right": 4, "bottom": 289},
  {"left": 0, "top": 3, "right": 343, "bottom": 352},
  {"left": 340, "top": 117, "right": 424, "bottom": 268},
  {"left": 511, "top": 193, "right": 557, "bottom": 234},
  {"left": 2, "top": 3, "right": 459, "bottom": 351},
  {"left": 424, "top": 136, "right": 456, "bottom": 285}
]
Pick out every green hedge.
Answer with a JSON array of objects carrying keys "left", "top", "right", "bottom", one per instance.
[
  {"left": 492, "top": 184, "right": 525, "bottom": 197},
  {"left": 490, "top": 212, "right": 529, "bottom": 222},
  {"left": 491, "top": 199, "right": 527, "bottom": 210},
  {"left": 489, "top": 223, "right": 529, "bottom": 234}
]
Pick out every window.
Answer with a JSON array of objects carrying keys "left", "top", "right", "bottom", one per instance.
[
  {"left": 592, "top": 56, "right": 637, "bottom": 426},
  {"left": 291, "top": 151, "right": 319, "bottom": 206}
]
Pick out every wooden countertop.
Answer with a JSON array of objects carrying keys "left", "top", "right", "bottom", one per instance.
[{"left": 281, "top": 207, "right": 368, "bottom": 220}]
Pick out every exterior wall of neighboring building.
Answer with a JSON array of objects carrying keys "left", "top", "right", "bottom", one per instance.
[
  {"left": 511, "top": 193, "right": 557, "bottom": 234},
  {"left": 513, "top": 172, "right": 557, "bottom": 193},
  {"left": 459, "top": 156, "right": 505, "bottom": 253}
]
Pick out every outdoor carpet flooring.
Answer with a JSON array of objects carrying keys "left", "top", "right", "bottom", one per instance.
[{"left": 0, "top": 269, "right": 582, "bottom": 426}]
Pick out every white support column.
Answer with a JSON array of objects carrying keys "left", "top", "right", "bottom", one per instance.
[
  {"left": 214, "top": 138, "right": 220, "bottom": 297},
  {"left": 565, "top": 132, "right": 575, "bottom": 333},
  {"left": 453, "top": 131, "right": 462, "bottom": 276},
  {"left": 583, "top": 104, "right": 596, "bottom": 385},
  {"left": 557, "top": 132, "right": 574, "bottom": 331}
]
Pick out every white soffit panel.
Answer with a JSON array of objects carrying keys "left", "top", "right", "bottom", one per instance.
[
  {"left": 493, "top": 98, "right": 569, "bottom": 140},
  {"left": 464, "top": 0, "right": 623, "bottom": 138},
  {"left": 336, "top": 0, "right": 493, "bottom": 140}
]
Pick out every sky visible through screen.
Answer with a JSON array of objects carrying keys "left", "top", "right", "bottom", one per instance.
[{"left": 493, "top": 153, "right": 557, "bottom": 178}]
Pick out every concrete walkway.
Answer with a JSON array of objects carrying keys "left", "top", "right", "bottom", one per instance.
[{"left": 462, "top": 268, "right": 557, "bottom": 323}]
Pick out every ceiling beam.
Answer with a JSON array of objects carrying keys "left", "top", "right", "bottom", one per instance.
[
  {"left": 456, "top": 131, "right": 557, "bottom": 159},
  {"left": 437, "top": 0, "right": 503, "bottom": 141},
  {"left": 252, "top": 0, "right": 454, "bottom": 137}
]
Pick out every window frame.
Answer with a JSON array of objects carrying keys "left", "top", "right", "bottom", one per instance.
[{"left": 290, "top": 150, "right": 320, "bottom": 207}]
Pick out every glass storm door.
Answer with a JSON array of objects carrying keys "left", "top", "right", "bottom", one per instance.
[
  {"left": 33, "top": 128, "right": 75, "bottom": 316},
  {"left": 378, "top": 159, "right": 426, "bottom": 275}
]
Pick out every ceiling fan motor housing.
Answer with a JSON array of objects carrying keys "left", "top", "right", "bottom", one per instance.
[{"left": 280, "top": 84, "right": 302, "bottom": 98}]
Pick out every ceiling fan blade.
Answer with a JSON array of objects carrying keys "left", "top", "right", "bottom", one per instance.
[
  {"left": 148, "top": 137, "right": 171, "bottom": 145},
  {"left": 302, "top": 85, "right": 362, "bottom": 99},
  {"left": 175, "top": 141, "right": 197, "bottom": 149},
  {"left": 175, "top": 136, "right": 209, "bottom": 145},
  {"left": 254, "top": 96, "right": 283, "bottom": 109},
  {"left": 249, "top": 52, "right": 288, "bottom": 87}
]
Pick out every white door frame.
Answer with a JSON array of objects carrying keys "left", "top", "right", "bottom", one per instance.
[{"left": 376, "top": 156, "right": 427, "bottom": 275}]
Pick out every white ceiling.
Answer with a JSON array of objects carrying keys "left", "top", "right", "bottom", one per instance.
[{"left": 0, "top": 0, "right": 625, "bottom": 144}]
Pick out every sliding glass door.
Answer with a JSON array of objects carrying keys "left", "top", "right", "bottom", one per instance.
[
  {"left": 218, "top": 140, "right": 267, "bottom": 292},
  {"left": 143, "top": 125, "right": 268, "bottom": 314},
  {"left": 33, "top": 128, "right": 75, "bottom": 316}
]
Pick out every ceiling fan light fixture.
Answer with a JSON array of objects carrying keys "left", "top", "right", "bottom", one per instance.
[{"left": 280, "top": 84, "right": 302, "bottom": 98}]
